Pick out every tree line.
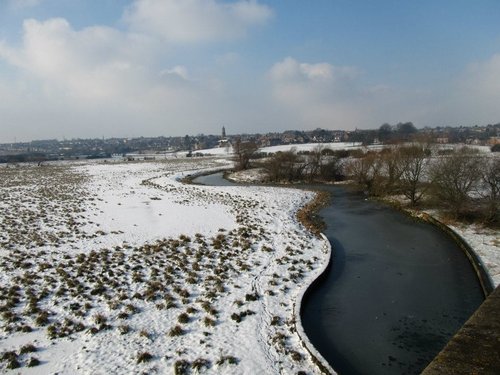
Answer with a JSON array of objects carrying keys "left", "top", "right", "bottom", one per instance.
[{"left": 256, "top": 144, "right": 499, "bottom": 225}]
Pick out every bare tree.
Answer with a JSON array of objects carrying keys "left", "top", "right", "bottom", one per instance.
[
  {"left": 319, "top": 156, "right": 344, "bottom": 181},
  {"left": 233, "top": 138, "right": 258, "bottom": 171},
  {"left": 347, "top": 151, "right": 384, "bottom": 194},
  {"left": 398, "top": 143, "right": 432, "bottom": 206},
  {"left": 263, "top": 149, "right": 306, "bottom": 182},
  {"left": 429, "top": 147, "right": 483, "bottom": 215},
  {"left": 380, "top": 147, "right": 404, "bottom": 194},
  {"left": 305, "top": 144, "right": 325, "bottom": 181},
  {"left": 481, "top": 157, "right": 500, "bottom": 222}
]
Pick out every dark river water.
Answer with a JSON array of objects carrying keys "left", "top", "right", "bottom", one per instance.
[
  {"left": 192, "top": 173, "right": 485, "bottom": 375},
  {"left": 192, "top": 172, "right": 236, "bottom": 187}
]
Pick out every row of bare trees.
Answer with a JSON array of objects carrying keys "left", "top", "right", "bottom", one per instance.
[
  {"left": 347, "top": 145, "right": 499, "bottom": 223},
  {"left": 347, "top": 144, "right": 432, "bottom": 205},
  {"left": 260, "top": 144, "right": 499, "bottom": 224},
  {"left": 262, "top": 145, "right": 344, "bottom": 183}
]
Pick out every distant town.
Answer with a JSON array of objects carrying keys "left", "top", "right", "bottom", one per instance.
[{"left": 1, "top": 122, "right": 499, "bottom": 163}]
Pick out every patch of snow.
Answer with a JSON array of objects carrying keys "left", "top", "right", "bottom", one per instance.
[{"left": 227, "top": 168, "right": 266, "bottom": 183}]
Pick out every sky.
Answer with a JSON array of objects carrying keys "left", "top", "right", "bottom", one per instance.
[{"left": 0, "top": 0, "right": 499, "bottom": 142}]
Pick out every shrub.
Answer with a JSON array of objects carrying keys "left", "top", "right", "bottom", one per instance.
[
  {"left": 93, "top": 313, "right": 107, "bottom": 325},
  {"left": 166, "top": 301, "right": 178, "bottom": 309},
  {"left": 192, "top": 358, "right": 211, "bottom": 371},
  {"left": 174, "top": 359, "right": 190, "bottom": 375},
  {"left": 46, "top": 324, "right": 58, "bottom": 339},
  {"left": 27, "top": 357, "right": 41, "bottom": 367},
  {"left": 74, "top": 322, "right": 86, "bottom": 332},
  {"left": 155, "top": 303, "right": 165, "bottom": 310},
  {"left": 0, "top": 351, "right": 17, "bottom": 362},
  {"left": 186, "top": 307, "right": 197, "bottom": 314},
  {"left": 178, "top": 289, "right": 190, "bottom": 298},
  {"left": 230, "top": 313, "right": 241, "bottom": 323},
  {"left": 216, "top": 355, "right": 239, "bottom": 366},
  {"left": 290, "top": 350, "right": 303, "bottom": 362},
  {"left": 137, "top": 352, "right": 153, "bottom": 363},
  {"left": 177, "top": 313, "right": 190, "bottom": 324},
  {"left": 35, "top": 311, "right": 50, "bottom": 326},
  {"left": 198, "top": 300, "right": 210, "bottom": 311},
  {"left": 203, "top": 317, "right": 216, "bottom": 327},
  {"left": 125, "top": 304, "right": 138, "bottom": 314},
  {"left": 139, "top": 330, "right": 150, "bottom": 339},
  {"left": 21, "top": 325, "right": 33, "bottom": 332},
  {"left": 20, "top": 343, "right": 37, "bottom": 354},
  {"left": 118, "top": 325, "right": 130, "bottom": 335},
  {"left": 169, "top": 325, "right": 184, "bottom": 337},
  {"left": 245, "top": 293, "right": 260, "bottom": 302},
  {"left": 6, "top": 357, "right": 21, "bottom": 369},
  {"left": 270, "top": 316, "right": 282, "bottom": 326},
  {"left": 208, "top": 308, "right": 218, "bottom": 317},
  {"left": 117, "top": 312, "right": 129, "bottom": 320}
]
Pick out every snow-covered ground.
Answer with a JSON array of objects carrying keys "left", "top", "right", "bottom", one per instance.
[
  {"left": 1, "top": 153, "right": 497, "bottom": 374},
  {"left": 0, "top": 157, "right": 330, "bottom": 374},
  {"left": 260, "top": 142, "right": 362, "bottom": 154},
  {"left": 447, "top": 223, "right": 499, "bottom": 287},
  {"left": 195, "top": 142, "right": 363, "bottom": 156}
]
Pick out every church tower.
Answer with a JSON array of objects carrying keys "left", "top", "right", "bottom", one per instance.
[{"left": 219, "top": 126, "right": 229, "bottom": 148}]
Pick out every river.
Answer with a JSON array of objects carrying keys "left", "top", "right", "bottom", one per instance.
[{"left": 192, "top": 173, "right": 485, "bottom": 375}]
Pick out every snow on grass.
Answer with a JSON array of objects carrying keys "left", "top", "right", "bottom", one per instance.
[
  {"left": 260, "top": 142, "right": 361, "bottom": 154},
  {"left": 0, "top": 157, "right": 330, "bottom": 374},
  {"left": 187, "top": 141, "right": 363, "bottom": 157}
]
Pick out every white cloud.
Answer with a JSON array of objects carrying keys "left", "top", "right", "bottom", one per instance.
[
  {"left": 0, "top": 17, "right": 229, "bottom": 140},
  {"left": 455, "top": 53, "right": 500, "bottom": 120},
  {"left": 0, "top": 18, "right": 160, "bottom": 101},
  {"left": 268, "top": 57, "right": 366, "bottom": 128},
  {"left": 123, "top": 0, "right": 273, "bottom": 43},
  {"left": 269, "top": 57, "right": 358, "bottom": 83},
  {"left": 418, "top": 53, "right": 500, "bottom": 126},
  {"left": 161, "top": 65, "right": 190, "bottom": 80}
]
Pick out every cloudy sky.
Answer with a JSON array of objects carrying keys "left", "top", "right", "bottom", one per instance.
[{"left": 0, "top": 0, "right": 499, "bottom": 142}]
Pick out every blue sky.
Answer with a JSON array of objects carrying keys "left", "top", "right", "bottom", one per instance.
[{"left": 1, "top": 0, "right": 499, "bottom": 142}]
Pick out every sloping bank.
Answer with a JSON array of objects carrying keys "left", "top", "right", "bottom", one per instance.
[{"left": 293, "top": 190, "right": 336, "bottom": 374}]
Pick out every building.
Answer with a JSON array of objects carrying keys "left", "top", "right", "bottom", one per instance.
[{"left": 218, "top": 126, "right": 230, "bottom": 148}]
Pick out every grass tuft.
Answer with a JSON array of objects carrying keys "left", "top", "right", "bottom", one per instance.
[{"left": 137, "top": 351, "right": 153, "bottom": 364}]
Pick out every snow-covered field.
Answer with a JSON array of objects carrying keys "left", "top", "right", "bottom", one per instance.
[
  {"left": 1, "top": 152, "right": 497, "bottom": 374},
  {"left": 0, "top": 157, "right": 330, "bottom": 374},
  {"left": 194, "top": 142, "right": 363, "bottom": 156}
]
